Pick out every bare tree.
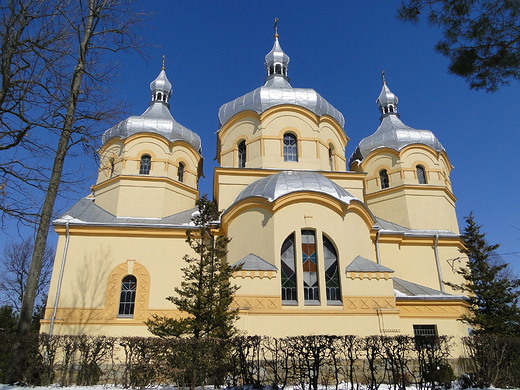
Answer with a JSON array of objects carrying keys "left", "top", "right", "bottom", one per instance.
[
  {"left": 3, "top": 0, "right": 145, "bottom": 383},
  {"left": 0, "top": 238, "right": 54, "bottom": 312}
]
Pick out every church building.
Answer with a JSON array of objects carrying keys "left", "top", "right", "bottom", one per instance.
[{"left": 41, "top": 31, "right": 469, "bottom": 340}]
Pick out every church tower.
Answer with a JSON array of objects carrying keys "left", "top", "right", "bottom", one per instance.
[
  {"left": 349, "top": 75, "right": 459, "bottom": 233},
  {"left": 93, "top": 65, "right": 202, "bottom": 218},
  {"left": 215, "top": 29, "right": 352, "bottom": 210}
]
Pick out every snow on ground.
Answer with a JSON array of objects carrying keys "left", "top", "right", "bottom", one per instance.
[{"left": 0, "top": 385, "right": 504, "bottom": 390}]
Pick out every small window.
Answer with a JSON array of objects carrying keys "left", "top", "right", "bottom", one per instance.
[
  {"left": 328, "top": 144, "right": 335, "bottom": 171},
  {"left": 178, "top": 162, "right": 185, "bottom": 182},
  {"left": 283, "top": 133, "right": 298, "bottom": 162},
  {"left": 238, "top": 140, "right": 246, "bottom": 168},
  {"left": 109, "top": 158, "right": 115, "bottom": 178},
  {"left": 139, "top": 155, "right": 151, "bottom": 175},
  {"left": 380, "top": 169, "right": 389, "bottom": 189},
  {"left": 413, "top": 324, "right": 437, "bottom": 337},
  {"left": 417, "top": 165, "right": 427, "bottom": 184},
  {"left": 118, "top": 275, "right": 137, "bottom": 317}
]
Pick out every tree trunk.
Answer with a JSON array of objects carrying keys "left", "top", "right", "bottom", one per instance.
[{"left": 6, "top": 1, "right": 96, "bottom": 382}]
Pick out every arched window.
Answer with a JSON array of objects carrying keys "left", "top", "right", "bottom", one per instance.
[
  {"left": 283, "top": 133, "right": 298, "bottom": 162},
  {"left": 238, "top": 140, "right": 246, "bottom": 168},
  {"left": 178, "top": 162, "right": 185, "bottom": 182},
  {"left": 302, "top": 230, "right": 319, "bottom": 302},
  {"left": 323, "top": 235, "right": 340, "bottom": 303},
  {"left": 416, "top": 165, "right": 427, "bottom": 184},
  {"left": 328, "top": 144, "right": 335, "bottom": 171},
  {"left": 139, "top": 155, "right": 151, "bottom": 175},
  {"left": 109, "top": 157, "right": 115, "bottom": 178},
  {"left": 281, "top": 233, "right": 297, "bottom": 304},
  {"left": 118, "top": 275, "right": 137, "bottom": 316},
  {"left": 380, "top": 169, "right": 389, "bottom": 189},
  {"left": 281, "top": 230, "right": 341, "bottom": 306}
]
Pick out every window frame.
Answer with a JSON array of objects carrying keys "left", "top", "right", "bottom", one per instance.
[
  {"left": 178, "top": 162, "right": 185, "bottom": 182},
  {"left": 413, "top": 324, "right": 437, "bottom": 337},
  {"left": 280, "top": 230, "right": 341, "bottom": 306},
  {"left": 237, "top": 140, "right": 246, "bottom": 168},
  {"left": 379, "top": 169, "right": 389, "bottom": 189},
  {"left": 139, "top": 154, "right": 151, "bottom": 175},
  {"left": 283, "top": 133, "right": 298, "bottom": 162},
  {"left": 118, "top": 275, "right": 137, "bottom": 317},
  {"left": 416, "top": 165, "right": 427, "bottom": 184}
]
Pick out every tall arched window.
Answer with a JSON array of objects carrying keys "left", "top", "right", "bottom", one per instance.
[
  {"left": 323, "top": 235, "right": 340, "bottom": 303},
  {"left": 238, "top": 140, "right": 246, "bottom": 168},
  {"left": 283, "top": 133, "right": 298, "bottom": 162},
  {"left": 281, "top": 230, "right": 340, "bottom": 306},
  {"left": 281, "top": 233, "right": 297, "bottom": 304},
  {"left": 380, "top": 169, "right": 389, "bottom": 189},
  {"left": 178, "top": 162, "right": 185, "bottom": 182},
  {"left": 118, "top": 275, "right": 137, "bottom": 316},
  {"left": 416, "top": 165, "right": 427, "bottom": 184},
  {"left": 302, "top": 230, "right": 319, "bottom": 302},
  {"left": 139, "top": 155, "right": 151, "bottom": 175}
]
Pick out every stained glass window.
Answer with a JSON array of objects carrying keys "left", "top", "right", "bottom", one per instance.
[
  {"left": 323, "top": 235, "right": 341, "bottom": 302},
  {"left": 302, "top": 230, "right": 319, "bottom": 302},
  {"left": 281, "top": 233, "right": 297, "bottom": 303}
]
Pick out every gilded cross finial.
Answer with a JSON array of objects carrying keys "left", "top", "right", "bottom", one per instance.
[
  {"left": 274, "top": 18, "right": 279, "bottom": 37},
  {"left": 162, "top": 55, "right": 166, "bottom": 70},
  {"left": 381, "top": 70, "right": 386, "bottom": 84}
]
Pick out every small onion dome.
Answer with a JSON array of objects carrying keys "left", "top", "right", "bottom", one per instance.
[
  {"left": 232, "top": 170, "right": 356, "bottom": 206},
  {"left": 264, "top": 34, "right": 290, "bottom": 78},
  {"left": 348, "top": 81, "right": 444, "bottom": 167},
  {"left": 150, "top": 69, "right": 172, "bottom": 97},
  {"left": 377, "top": 83, "right": 398, "bottom": 116},
  {"left": 218, "top": 34, "right": 345, "bottom": 129},
  {"left": 102, "top": 68, "right": 202, "bottom": 153}
]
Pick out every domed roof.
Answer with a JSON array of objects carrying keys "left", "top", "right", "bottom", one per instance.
[
  {"left": 349, "top": 80, "right": 444, "bottom": 166},
  {"left": 218, "top": 34, "right": 345, "bottom": 129},
  {"left": 102, "top": 67, "right": 202, "bottom": 153},
  {"left": 233, "top": 170, "right": 356, "bottom": 205}
]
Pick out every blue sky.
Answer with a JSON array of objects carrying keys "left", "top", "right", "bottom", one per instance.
[{"left": 7, "top": 2, "right": 520, "bottom": 274}]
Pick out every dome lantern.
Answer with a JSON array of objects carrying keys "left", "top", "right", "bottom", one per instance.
[
  {"left": 376, "top": 71, "right": 398, "bottom": 119},
  {"left": 149, "top": 56, "right": 172, "bottom": 106},
  {"left": 348, "top": 74, "right": 445, "bottom": 167},
  {"left": 264, "top": 18, "right": 290, "bottom": 82}
]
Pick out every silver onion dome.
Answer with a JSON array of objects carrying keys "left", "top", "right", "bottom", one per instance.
[
  {"left": 232, "top": 170, "right": 356, "bottom": 206},
  {"left": 218, "top": 33, "right": 345, "bottom": 129},
  {"left": 349, "top": 79, "right": 444, "bottom": 166},
  {"left": 102, "top": 67, "right": 202, "bottom": 153}
]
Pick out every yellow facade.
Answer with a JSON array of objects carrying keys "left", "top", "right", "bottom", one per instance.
[{"left": 42, "top": 37, "right": 469, "bottom": 344}]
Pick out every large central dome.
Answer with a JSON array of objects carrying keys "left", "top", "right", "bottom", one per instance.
[
  {"left": 218, "top": 34, "right": 345, "bottom": 129},
  {"left": 232, "top": 170, "right": 356, "bottom": 206}
]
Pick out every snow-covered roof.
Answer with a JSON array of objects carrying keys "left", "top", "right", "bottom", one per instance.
[
  {"left": 232, "top": 253, "right": 278, "bottom": 271},
  {"left": 54, "top": 197, "right": 196, "bottom": 228}
]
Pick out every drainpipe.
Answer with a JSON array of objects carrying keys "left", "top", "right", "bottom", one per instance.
[
  {"left": 49, "top": 221, "right": 70, "bottom": 336},
  {"left": 433, "top": 234, "right": 445, "bottom": 293},
  {"left": 375, "top": 230, "right": 382, "bottom": 265}
]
